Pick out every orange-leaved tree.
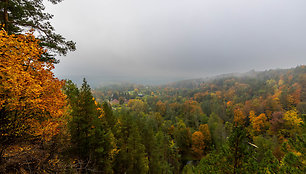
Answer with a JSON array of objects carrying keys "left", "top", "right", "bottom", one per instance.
[
  {"left": 233, "top": 108, "right": 246, "bottom": 126},
  {"left": 191, "top": 131, "right": 205, "bottom": 158},
  {"left": 250, "top": 113, "right": 268, "bottom": 135},
  {"left": 0, "top": 29, "right": 66, "bottom": 157}
]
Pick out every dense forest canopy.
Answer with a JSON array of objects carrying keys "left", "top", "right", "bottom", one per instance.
[
  {"left": 0, "top": 0, "right": 305, "bottom": 173},
  {"left": 1, "top": 33, "right": 305, "bottom": 172},
  {"left": 90, "top": 66, "right": 306, "bottom": 173}
]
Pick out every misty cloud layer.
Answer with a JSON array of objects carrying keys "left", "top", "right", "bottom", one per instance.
[{"left": 46, "top": 0, "right": 306, "bottom": 86}]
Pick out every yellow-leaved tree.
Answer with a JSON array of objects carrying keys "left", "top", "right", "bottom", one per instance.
[
  {"left": 0, "top": 29, "right": 66, "bottom": 157},
  {"left": 283, "top": 109, "right": 304, "bottom": 137}
]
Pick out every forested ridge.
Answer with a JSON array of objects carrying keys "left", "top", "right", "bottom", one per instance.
[
  {"left": 91, "top": 65, "right": 306, "bottom": 173},
  {"left": 1, "top": 0, "right": 305, "bottom": 173}
]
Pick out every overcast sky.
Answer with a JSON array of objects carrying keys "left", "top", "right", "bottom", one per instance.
[{"left": 46, "top": 0, "right": 306, "bottom": 86}]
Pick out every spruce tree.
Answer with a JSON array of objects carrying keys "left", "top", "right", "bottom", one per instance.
[
  {"left": 89, "top": 116, "right": 116, "bottom": 173},
  {"left": 68, "top": 79, "right": 96, "bottom": 165},
  {"left": 102, "top": 102, "right": 116, "bottom": 130},
  {"left": 151, "top": 131, "right": 173, "bottom": 174},
  {"left": 64, "top": 79, "right": 116, "bottom": 173},
  {"left": 114, "top": 111, "right": 149, "bottom": 174},
  {"left": 227, "top": 125, "right": 253, "bottom": 174}
]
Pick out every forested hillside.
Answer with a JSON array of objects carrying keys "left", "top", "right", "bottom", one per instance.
[
  {"left": 1, "top": 32, "right": 305, "bottom": 173},
  {"left": 1, "top": 0, "right": 305, "bottom": 173},
  {"left": 0, "top": 29, "right": 305, "bottom": 172},
  {"left": 90, "top": 66, "right": 306, "bottom": 173}
]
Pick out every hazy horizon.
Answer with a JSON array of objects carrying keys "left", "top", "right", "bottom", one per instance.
[
  {"left": 59, "top": 65, "right": 305, "bottom": 88},
  {"left": 45, "top": 0, "right": 306, "bottom": 86}
]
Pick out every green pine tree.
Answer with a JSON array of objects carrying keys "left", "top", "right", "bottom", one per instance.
[
  {"left": 65, "top": 79, "right": 115, "bottom": 173},
  {"left": 102, "top": 102, "right": 116, "bottom": 130},
  {"left": 68, "top": 79, "right": 96, "bottom": 165},
  {"left": 227, "top": 125, "right": 253, "bottom": 174},
  {"left": 0, "top": 0, "right": 76, "bottom": 62},
  {"left": 113, "top": 110, "right": 149, "bottom": 174}
]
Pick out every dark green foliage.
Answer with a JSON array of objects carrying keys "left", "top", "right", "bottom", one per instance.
[
  {"left": 2, "top": 1, "right": 304, "bottom": 170},
  {"left": 173, "top": 120, "right": 192, "bottom": 160},
  {"left": 226, "top": 126, "right": 252, "bottom": 173},
  {"left": 141, "top": 122, "right": 157, "bottom": 173},
  {"left": 113, "top": 110, "right": 149, "bottom": 174},
  {"left": 64, "top": 79, "right": 114, "bottom": 173},
  {"left": 195, "top": 128, "right": 281, "bottom": 174},
  {"left": 244, "top": 135, "right": 280, "bottom": 173},
  {"left": 299, "top": 74, "right": 306, "bottom": 102},
  {"left": 89, "top": 66, "right": 305, "bottom": 173},
  {"left": 151, "top": 131, "right": 174, "bottom": 174},
  {"left": 102, "top": 102, "right": 116, "bottom": 129},
  {"left": 89, "top": 118, "right": 115, "bottom": 173},
  {"left": 29, "top": 66, "right": 304, "bottom": 172},
  {"left": 280, "top": 152, "right": 304, "bottom": 174},
  {"left": 208, "top": 113, "right": 226, "bottom": 149},
  {"left": 68, "top": 79, "right": 96, "bottom": 161},
  {"left": 63, "top": 80, "right": 79, "bottom": 105},
  {"left": 258, "top": 150, "right": 280, "bottom": 173},
  {"left": 0, "top": 0, "right": 75, "bottom": 62},
  {"left": 195, "top": 150, "right": 227, "bottom": 174}
]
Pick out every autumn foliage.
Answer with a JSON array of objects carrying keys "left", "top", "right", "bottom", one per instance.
[
  {"left": 191, "top": 131, "right": 205, "bottom": 158},
  {"left": 0, "top": 29, "right": 66, "bottom": 146},
  {"left": 192, "top": 124, "right": 211, "bottom": 158},
  {"left": 250, "top": 113, "right": 268, "bottom": 135},
  {"left": 233, "top": 108, "right": 246, "bottom": 126},
  {"left": 0, "top": 26, "right": 305, "bottom": 172}
]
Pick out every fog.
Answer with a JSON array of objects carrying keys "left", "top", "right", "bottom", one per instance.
[{"left": 45, "top": 0, "right": 306, "bottom": 86}]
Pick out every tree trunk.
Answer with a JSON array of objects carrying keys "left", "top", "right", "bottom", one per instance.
[{"left": 1, "top": 0, "right": 9, "bottom": 30}]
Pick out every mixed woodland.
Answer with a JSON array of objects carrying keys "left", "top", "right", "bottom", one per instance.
[{"left": 0, "top": 0, "right": 306, "bottom": 173}]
